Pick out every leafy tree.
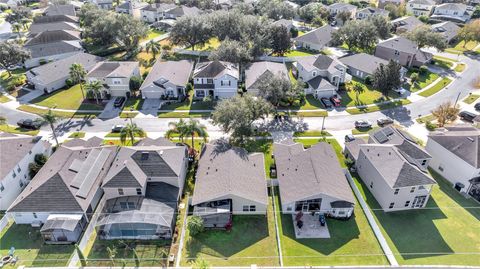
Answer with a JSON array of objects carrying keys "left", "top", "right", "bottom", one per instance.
[
  {"left": 457, "top": 19, "right": 480, "bottom": 45},
  {"left": 120, "top": 122, "right": 146, "bottom": 145},
  {"left": 69, "top": 63, "right": 87, "bottom": 99},
  {"left": 116, "top": 14, "right": 148, "bottom": 52},
  {"left": 179, "top": 0, "right": 215, "bottom": 9},
  {"left": 269, "top": 25, "right": 292, "bottom": 56},
  {"left": 284, "top": 79, "right": 305, "bottom": 106},
  {"left": 29, "top": 154, "right": 48, "bottom": 178},
  {"left": 298, "top": 3, "right": 329, "bottom": 23},
  {"left": 368, "top": 16, "right": 391, "bottom": 40},
  {"left": 257, "top": 0, "right": 296, "bottom": 20},
  {"left": 404, "top": 25, "right": 447, "bottom": 51},
  {"left": 410, "top": 72, "right": 419, "bottom": 85},
  {"left": 332, "top": 20, "right": 378, "bottom": 52},
  {"left": 384, "top": 3, "right": 406, "bottom": 19},
  {"left": 257, "top": 74, "right": 292, "bottom": 106},
  {"left": 208, "top": 11, "right": 244, "bottom": 41},
  {"left": 85, "top": 80, "right": 103, "bottom": 104},
  {"left": 5, "top": 6, "right": 31, "bottom": 24},
  {"left": 0, "top": 41, "right": 30, "bottom": 77},
  {"left": 75, "top": 244, "right": 87, "bottom": 267},
  {"left": 129, "top": 76, "right": 143, "bottom": 93},
  {"left": 372, "top": 60, "right": 402, "bottom": 97},
  {"left": 40, "top": 109, "right": 61, "bottom": 147},
  {"left": 11, "top": 23, "right": 22, "bottom": 38},
  {"left": 187, "top": 216, "right": 205, "bottom": 236},
  {"left": 336, "top": 11, "right": 352, "bottom": 25},
  {"left": 208, "top": 39, "right": 252, "bottom": 67},
  {"left": 418, "top": 15, "right": 429, "bottom": 23},
  {"left": 170, "top": 15, "right": 212, "bottom": 51},
  {"left": 431, "top": 101, "right": 459, "bottom": 127},
  {"left": 145, "top": 40, "right": 162, "bottom": 61},
  {"left": 212, "top": 95, "right": 273, "bottom": 141}
]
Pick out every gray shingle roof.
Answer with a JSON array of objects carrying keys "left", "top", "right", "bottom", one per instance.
[
  {"left": 29, "top": 21, "right": 79, "bottom": 35},
  {"left": 294, "top": 25, "right": 335, "bottom": 47},
  {"left": 45, "top": 4, "right": 76, "bottom": 16},
  {"left": 27, "top": 40, "right": 83, "bottom": 59},
  {"left": 62, "top": 136, "right": 104, "bottom": 148},
  {"left": 136, "top": 137, "right": 176, "bottom": 147},
  {"left": 87, "top": 61, "right": 138, "bottom": 78},
  {"left": 370, "top": 126, "right": 430, "bottom": 160},
  {"left": 344, "top": 137, "right": 366, "bottom": 161},
  {"left": 431, "top": 21, "right": 460, "bottom": 42},
  {"left": 193, "top": 60, "right": 239, "bottom": 79},
  {"left": 274, "top": 141, "right": 355, "bottom": 205},
  {"left": 140, "top": 60, "right": 194, "bottom": 91},
  {"left": 142, "top": 3, "right": 176, "bottom": 12},
  {"left": 34, "top": 15, "right": 79, "bottom": 24},
  {"left": 192, "top": 142, "right": 268, "bottom": 205},
  {"left": 245, "top": 61, "right": 289, "bottom": 90},
  {"left": 408, "top": 0, "right": 435, "bottom": 5},
  {"left": 428, "top": 128, "right": 480, "bottom": 168},
  {"left": 296, "top": 54, "right": 344, "bottom": 74},
  {"left": 165, "top": 5, "right": 201, "bottom": 16},
  {"left": 391, "top": 16, "right": 423, "bottom": 32},
  {"left": 395, "top": 140, "right": 431, "bottom": 160},
  {"left": 377, "top": 36, "right": 420, "bottom": 54},
  {"left": 24, "top": 30, "right": 80, "bottom": 46},
  {"left": 0, "top": 135, "right": 44, "bottom": 181},
  {"left": 307, "top": 76, "right": 335, "bottom": 90},
  {"left": 357, "top": 7, "right": 389, "bottom": 16},
  {"left": 339, "top": 53, "right": 389, "bottom": 75}
]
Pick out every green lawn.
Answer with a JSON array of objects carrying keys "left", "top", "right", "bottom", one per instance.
[
  {"left": 445, "top": 40, "right": 478, "bottom": 54},
  {"left": 352, "top": 126, "right": 380, "bottom": 135},
  {"left": 296, "top": 94, "right": 325, "bottom": 110},
  {"left": 416, "top": 114, "right": 436, "bottom": 124},
  {"left": 18, "top": 105, "right": 100, "bottom": 119},
  {"left": 68, "top": 131, "right": 85, "bottom": 138},
  {"left": 352, "top": 170, "right": 480, "bottom": 266},
  {"left": 463, "top": 94, "right": 480, "bottom": 104},
  {"left": 159, "top": 92, "right": 216, "bottom": 111},
  {"left": 406, "top": 71, "right": 440, "bottom": 92},
  {"left": 123, "top": 98, "right": 144, "bottom": 111},
  {"left": 86, "top": 239, "right": 170, "bottom": 267},
  {"left": 346, "top": 100, "right": 411, "bottom": 115},
  {"left": 418, "top": 77, "right": 452, "bottom": 98},
  {"left": 0, "top": 124, "right": 40, "bottom": 136},
  {"left": 293, "top": 130, "right": 332, "bottom": 137},
  {"left": 30, "top": 85, "right": 104, "bottom": 110},
  {"left": 140, "top": 29, "right": 166, "bottom": 43},
  {"left": 181, "top": 199, "right": 279, "bottom": 266},
  {"left": 157, "top": 111, "right": 211, "bottom": 118},
  {"left": 283, "top": 49, "right": 318, "bottom": 57},
  {"left": 290, "top": 110, "right": 328, "bottom": 117},
  {"left": 186, "top": 37, "right": 221, "bottom": 51},
  {"left": 102, "top": 139, "right": 140, "bottom": 146},
  {"left": 339, "top": 79, "right": 386, "bottom": 107},
  {"left": 0, "top": 68, "right": 26, "bottom": 92},
  {"left": 0, "top": 224, "right": 74, "bottom": 268},
  {"left": 0, "top": 95, "right": 11, "bottom": 103},
  {"left": 454, "top": 63, "right": 466, "bottom": 73},
  {"left": 169, "top": 137, "right": 205, "bottom": 152}
]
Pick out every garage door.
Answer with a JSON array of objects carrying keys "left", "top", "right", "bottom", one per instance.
[{"left": 142, "top": 90, "right": 163, "bottom": 99}]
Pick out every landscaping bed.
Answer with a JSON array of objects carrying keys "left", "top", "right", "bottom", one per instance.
[{"left": 463, "top": 94, "right": 480, "bottom": 105}]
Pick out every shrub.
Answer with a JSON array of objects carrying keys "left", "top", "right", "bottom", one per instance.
[
  {"left": 65, "top": 78, "right": 75, "bottom": 87},
  {"left": 290, "top": 27, "right": 299, "bottom": 38},
  {"left": 162, "top": 44, "right": 172, "bottom": 51},
  {"left": 419, "top": 65, "right": 428, "bottom": 75},
  {"left": 129, "top": 76, "right": 143, "bottom": 92},
  {"left": 142, "top": 71, "right": 149, "bottom": 80},
  {"left": 410, "top": 72, "right": 419, "bottom": 84},
  {"left": 425, "top": 120, "right": 437, "bottom": 131},
  {"left": 186, "top": 82, "right": 193, "bottom": 92},
  {"left": 364, "top": 76, "right": 372, "bottom": 85},
  {"left": 187, "top": 216, "right": 205, "bottom": 236},
  {"left": 34, "top": 154, "right": 48, "bottom": 165}
]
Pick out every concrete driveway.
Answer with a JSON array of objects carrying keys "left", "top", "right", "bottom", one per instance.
[
  {"left": 140, "top": 99, "right": 161, "bottom": 116},
  {"left": 98, "top": 99, "right": 121, "bottom": 119}
]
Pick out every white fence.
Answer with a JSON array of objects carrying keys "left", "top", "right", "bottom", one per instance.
[{"left": 0, "top": 213, "right": 13, "bottom": 233}]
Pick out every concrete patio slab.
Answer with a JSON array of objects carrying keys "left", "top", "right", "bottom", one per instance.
[{"left": 292, "top": 214, "right": 331, "bottom": 239}]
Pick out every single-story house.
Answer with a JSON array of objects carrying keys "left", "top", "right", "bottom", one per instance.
[
  {"left": 192, "top": 60, "right": 239, "bottom": 100},
  {"left": 293, "top": 25, "right": 335, "bottom": 52},
  {"left": 28, "top": 21, "right": 80, "bottom": 36},
  {"left": 245, "top": 61, "right": 289, "bottom": 95},
  {"left": 44, "top": 4, "right": 77, "bottom": 16},
  {"left": 140, "top": 60, "right": 194, "bottom": 99},
  {"left": 339, "top": 53, "right": 407, "bottom": 80},
  {"left": 192, "top": 142, "right": 268, "bottom": 228},
  {"left": 355, "top": 7, "right": 389, "bottom": 20},
  {"left": 26, "top": 53, "right": 102, "bottom": 93},
  {"left": 86, "top": 61, "right": 140, "bottom": 98},
  {"left": 374, "top": 36, "right": 433, "bottom": 68},
  {"left": 406, "top": 0, "right": 436, "bottom": 17},
  {"left": 431, "top": 21, "right": 460, "bottom": 44},
  {"left": 391, "top": 16, "right": 424, "bottom": 34}
]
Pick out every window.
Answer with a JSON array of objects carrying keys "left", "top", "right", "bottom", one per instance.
[
  {"left": 394, "top": 188, "right": 399, "bottom": 195},
  {"left": 312, "top": 71, "right": 317, "bottom": 77},
  {"left": 421, "top": 160, "right": 427, "bottom": 166},
  {"left": 17, "top": 167, "right": 21, "bottom": 173},
  {"left": 370, "top": 182, "right": 373, "bottom": 188},
  {"left": 243, "top": 205, "right": 256, "bottom": 212},
  {"left": 19, "top": 181, "right": 23, "bottom": 188},
  {"left": 206, "top": 79, "right": 213, "bottom": 84},
  {"left": 287, "top": 206, "right": 292, "bottom": 211},
  {"left": 389, "top": 202, "right": 395, "bottom": 209},
  {"left": 242, "top": 205, "right": 249, "bottom": 212},
  {"left": 221, "top": 80, "right": 231, "bottom": 86},
  {"left": 113, "top": 79, "right": 121, "bottom": 85},
  {"left": 12, "top": 172, "right": 16, "bottom": 178},
  {"left": 29, "top": 150, "right": 32, "bottom": 155},
  {"left": 33, "top": 212, "right": 37, "bottom": 218},
  {"left": 196, "top": 90, "right": 205, "bottom": 98},
  {"left": 394, "top": 50, "right": 400, "bottom": 56},
  {"left": 438, "top": 165, "right": 444, "bottom": 172},
  {"left": 120, "top": 202, "right": 127, "bottom": 209},
  {"left": 405, "top": 201, "right": 410, "bottom": 207},
  {"left": 127, "top": 202, "right": 135, "bottom": 209},
  {"left": 118, "top": 188, "right": 124, "bottom": 195},
  {"left": 0, "top": 184, "right": 4, "bottom": 192},
  {"left": 410, "top": 186, "right": 416, "bottom": 193},
  {"left": 136, "top": 188, "right": 142, "bottom": 195},
  {"left": 249, "top": 205, "right": 256, "bottom": 212}
]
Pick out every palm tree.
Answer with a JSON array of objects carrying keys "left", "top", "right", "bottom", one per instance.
[
  {"left": 85, "top": 80, "right": 103, "bottom": 104},
  {"left": 165, "top": 119, "right": 188, "bottom": 142},
  {"left": 351, "top": 83, "right": 365, "bottom": 105},
  {"left": 69, "top": 63, "right": 87, "bottom": 99},
  {"left": 12, "top": 23, "right": 21, "bottom": 38},
  {"left": 184, "top": 118, "right": 208, "bottom": 151},
  {"left": 40, "top": 109, "right": 60, "bottom": 147},
  {"left": 120, "top": 122, "right": 146, "bottom": 145},
  {"left": 145, "top": 40, "right": 162, "bottom": 61}
]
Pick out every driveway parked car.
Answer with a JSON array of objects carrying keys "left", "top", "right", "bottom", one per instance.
[
  {"left": 377, "top": 117, "right": 394, "bottom": 126},
  {"left": 113, "top": 97, "right": 126, "bottom": 108},
  {"left": 354, "top": 120, "right": 372, "bottom": 129},
  {"left": 330, "top": 96, "right": 341, "bottom": 107},
  {"left": 17, "top": 119, "right": 42, "bottom": 130},
  {"left": 321, "top": 97, "right": 333, "bottom": 108},
  {"left": 459, "top": 111, "right": 477, "bottom": 122},
  {"left": 111, "top": 124, "right": 125, "bottom": 133},
  {"left": 393, "top": 87, "right": 407, "bottom": 95},
  {"left": 345, "top": 134, "right": 355, "bottom": 142},
  {"left": 474, "top": 102, "right": 480, "bottom": 111}
]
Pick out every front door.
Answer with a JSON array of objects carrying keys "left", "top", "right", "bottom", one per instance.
[{"left": 412, "top": 196, "right": 427, "bottom": 208}]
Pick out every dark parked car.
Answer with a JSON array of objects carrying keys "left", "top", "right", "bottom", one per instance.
[
  {"left": 377, "top": 117, "right": 394, "bottom": 126},
  {"left": 319, "top": 214, "right": 326, "bottom": 226},
  {"left": 17, "top": 119, "right": 42, "bottom": 130},
  {"left": 474, "top": 102, "right": 480, "bottom": 111},
  {"left": 354, "top": 120, "right": 372, "bottom": 129},
  {"left": 345, "top": 134, "right": 355, "bottom": 142},
  {"left": 111, "top": 124, "right": 125, "bottom": 133},
  {"left": 321, "top": 97, "right": 333, "bottom": 108},
  {"left": 113, "top": 97, "right": 126, "bottom": 108},
  {"left": 459, "top": 111, "right": 478, "bottom": 122},
  {"left": 330, "top": 96, "right": 341, "bottom": 107}
]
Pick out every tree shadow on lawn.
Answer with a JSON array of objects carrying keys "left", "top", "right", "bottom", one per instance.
[
  {"left": 380, "top": 106, "right": 414, "bottom": 127},
  {"left": 185, "top": 215, "right": 270, "bottom": 260},
  {"left": 280, "top": 212, "right": 361, "bottom": 256}
]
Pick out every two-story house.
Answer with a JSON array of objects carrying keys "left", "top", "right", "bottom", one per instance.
[
  {"left": 96, "top": 142, "right": 188, "bottom": 240},
  {"left": 406, "top": 0, "right": 436, "bottom": 17},
  {"left": 355, "top": 7, "right": 389, "bottom": 20},
  {"left": 327, "top": 2, "right": 357, "bottom": 25},
  {"left": 374, "top": 36, "right": 433, "bottom": 68},
  {"left": 431, "top": 3, "right": 472, "bottom": 23},
  {"left": 116, "top": 0, "right": 148, "bottom": 18},
  {"left": 87, "top": 61, "right": 140, "bottom": 98},
  {"left": 163, "top": 5, "right": 201, "bottom": 19},
  {"left": 0, "top": 135, "right": 51, "bottom": 211},
  {"left": 140, "top": 3, "right": 176, "bottom": 23},
  {"left": 140, "top": 60, "right": 194, "bottom": 99},
  {"left": 426, "top": 126, "right": 480, "bottom": 202},
  {"left": 391, "top": 16, "right": 424, "bottom": 34},
  {"left": 378, "top": 0, "right": 405, "bottom": 8},
  {"left": 192, "top": 60, "right": 239, "bottom": 100},
  {"left": 88, "top": 0, "right": 113, "bottom": 10},
  {"left": 431, "top": 21, "right": 460, "bottom": 44},
  {"left": 293, "top": 55, "right": 348, "bottom": 99}
]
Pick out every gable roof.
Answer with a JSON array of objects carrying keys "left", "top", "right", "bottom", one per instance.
[
  {"left": 370, "top": 126, "right": 430, "bottom": 160},
  {"left": 428, "top": 128, "right": 480, "bottom": 168},
  {"left": 29, "top": 21, "right": 80, "bottom": 35},
  {"left": 45, "top": 4, "right": 76, "bottom": 16},
  {"left": 296, "top": 54, "right": 345, "bottom": 73},
  {"left": 27, "top": 40, "right": 83, "bottom": 59},
  {"left": 391, "top": 16, "right": 423, "bottom": 32},
  {"left": 165, "top": 5, "right": 201, "bottom": 16},
  {"left": 140, "top": 60, "right": 194, "bottom": 90},
  {"left": 431, "top": 21, "right": 460, "bottom": 42},
  {"left": 192, "top": 142, "right": 268, "bottom": 206},
  {"left": 136, "top": 137, "right": 176, "bottom": 147},
  {"left": 34, "top": 14, "right": 79, "bottom": 24},
  {"left": 0, "top": 135, "right": 45, "bottom": 181},
  {"left": 62, "top": 136, "right": 104, "bottom": 148},
  {"left": 245, "top": 61, "right": 289, "bottom": 90},
  {"left": 377, "top": 36, "right": 420, "bottom": 54},
  {"left": 408, "top": 0, "right": 435, "bottom": 5},
  {"left": 8, "top": 145, "right": 117, "bottom": 212},
  {"left": 193, "top": 60, "right": 239, "bottom": 79},
  {"left": 307, "top": 76, "right": 335, "bottom": 90},
  {"left": 294, "top": 25, "right": 335, "bottom": 47},
  {"left": 340, "top": 53, "right": 389, "bottom": 75},
  {"left": 142, "top": 3, "right": 176, "bottom": 12},
  {"left": 274, "top": 141, "right": 355, "bottom": 205},
  {"left": 24, "top": 30, "right": 81, "bottom": 46},
  {"left": 357, "top": 7, "right": 389, "bottom": 16},
  {"left": 88, "top": 61, "right": 138, "bottom": 78},
  {"left": 328, "top": 2, "right": 357, "bottom": 12}
]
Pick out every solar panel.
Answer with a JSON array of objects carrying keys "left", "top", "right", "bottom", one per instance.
[
  {"left": 374, "top": 132, "right": 388, "bottom": 143},
  {"left": 76, "top": 148, "right": 111, "bottom": 199},
  {"left": 384, "top": 127, "right": 395, "bottom": 136}
]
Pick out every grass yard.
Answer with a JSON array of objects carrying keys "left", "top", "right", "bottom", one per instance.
[
  {"left": 293, "top": 130, "right": 332, "bottom": 137},
  {"left": 181, "top": 199, "right": 279, "bottom": 266},
  {"left": 463, "top": 94, "right": 480, "bottom": 104},
  {"left": 289, "top": 110, "right": 328, "bottom": 117},
  {"left": 418, "top": 77, "right": 452, "bottom": 98},
  {"left": 140, "top": 29, "right": 166, "bottom": 43},
  {"left": 160, "top": 92, "right": 216, "bottom": 112},
  {"left": 102, "top": 139, "right": 140, "bottom": 146},
  {"left": 18, "top": 105, "right": 100, "bottom": 119},
  {"left": 406, "top": 70, "right": 440, "bottom": 92},
  {"left": 0, "top": 68, "right": 26, "bottom": 93},
  {"left": 346, "top": 99, "right": 411, "bottom": 115},
  {"left": 68, "top": 131, "right": 85, "bottom": 138},
  {"left": 283, "top": 49, "right": 318, "bottom": 57},
  {"left": 352, "top": 126, "right": 380, "bottom": 135},
  {"left": 30, "top": 85, "right": 104, "bottom": 111},
  {"left": 86, "top": 239, "right": 170, "bottom": 267},
  {"left": 186, "top": 37, "right": 221, "bottom": 51},
  {"left": 169, "top": 137, "right": 205, "bottom": 151},
  {"left": 0, "top": 95, "right": 11, "bottom": 103},
  {"left": 296, "top": 94, "right": 325, "bottom": 110},
  {"left": 158, "top": 111, "right": 211, "bottom": 118},
  {"left": 122, "top": 98, "right": 144, "bottom": 111},
  {"left": 352, "top": 171, "right": 480, "bottom": 266},
  {"left": 454, "top": 63, "right": 466, "bottom": 73},
  {"left": 120, "top": 112, "right": 138, "bottom": 118},
  {"left": 0, "top": 124, "right": 40, "bottom": 136},
  {"left": 0, "top": 224, "right": 74, "bottom": 268},
  {"left": 416, "top": 114, "right": 436, "bottom": 124},
  {"left": 445, "top": 40, "right": 478, "bottom": 54}
]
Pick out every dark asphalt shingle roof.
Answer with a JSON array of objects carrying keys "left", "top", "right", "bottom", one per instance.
[
  {"left": 193, "top": 60, "right": 239, "bottom": 79},
  {"left": 24, "top": 30, "right": 80, "bottom": 46},
  {"left": 339, "top": 53, "right": 389, "bottom": 75},
  {"left": 141, "top": 60, "right": 194, "bottom": 90},
  {"left": 294, "top": 25, "right": 335, "bottom": 47},
  {"left": 45, "top": 4, "right": 76, "bottom": 16},
  {"left": 0, "top": 135, "right": 43, "bottom": 180},
  {"left": 245, "top": 61, "right": 289, "bottom": 89},
  {"left": 428, "top": 128, "right": 480, "bottom": 168}
]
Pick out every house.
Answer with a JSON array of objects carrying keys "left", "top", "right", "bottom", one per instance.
[
  {"left": 327, "top": 2, "right": 357, "bottom": 25},
  {"left": 431, "top": 21, "right": 460, "bottom": 43},
  {"left": 293, "top": 25, "right": 335, "bottom": 52},
  {"left": 426, "top": 126, "right": 480, "bottom": 202},
  {"left": 406, "top": 0, "right": 436, "bottom": 17},
  {"left": 378, "top": 0, "right": 405, "bottom": 8},
  {"left": 339, "top": 53, "right": 407, "bottom": 80},
  {"left": 274, "top": 141, "right": 355, "bottom": 218},
  {"left": 355, "top": 7, "right": 389, "bottom": 20},
  {"left": 431, "top": 3, "right": 472, "bottom": 23},
  {"left": 24, "top": 30, "right": 84, "bottom": 69},
  {"left": 192, "top": 142, "right": 268, "bottom": 228},
  {"left": 192, "top": 60, "right": 239, "bottom": 100},
  {"left": 391, "top": 16, "right": 424, "bottom": 34},
  {"left": 245, "top": 61, "right": 289, "bottom": 95},
  {"left": 116, "top": 0, "right": 148, "bottom": 18},
  {"left": 272, "top": 19, "right": 295, "bottom": 32},
  {"left": 355, "top": 144, "right": 437, "bottom": 211},
  {"left": 26, "top": 53, "right": 102, "bottom": 93},
  {"left": 140, "top": 60, "right": 194, "bottom": 99},
  {"left": 96, "top": 144, "right": 188, "bottom": 239},
  {"left": 86, "top": 61, "right": 140, "bottom": 98},
  {"left": 33, "top": 14, "right": 80, "bottom": 25},
  {"left": 7, "top": 143, "right": 117, "bottom": 244},
  {"left": 163, "top": 5, "right": 201, "bottom": 19},
  {"left": 44, "top": 4, "right": 77, "bottom": 16},
  {"left": 0, "top": 135, "right": 51, "bottom": 211},
  {"left": 88, "top": 0, "right": 113, "bottom": 10},
  {"left": 28, "top": 21, "right": 80, "bottom": 37},
  {"left": 140, "top": 3, "right": 176, "bottom": 23},
  {"left": 374, "top": 36, "right": 433, "bottom": 68},
  {"left": 0, "top": 0, "right": 24, "bottom": 8},
  {"left": 293, "top": 55, "right": 348, "bottom": 99}
]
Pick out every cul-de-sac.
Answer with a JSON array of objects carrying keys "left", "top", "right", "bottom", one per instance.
[{"left": 0, "top": 0, "right": 479, "bottom": 268}]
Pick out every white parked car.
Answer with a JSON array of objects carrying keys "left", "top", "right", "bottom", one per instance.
[{"left": 393, "top": 87, "right": 407, "bottom": 95}]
